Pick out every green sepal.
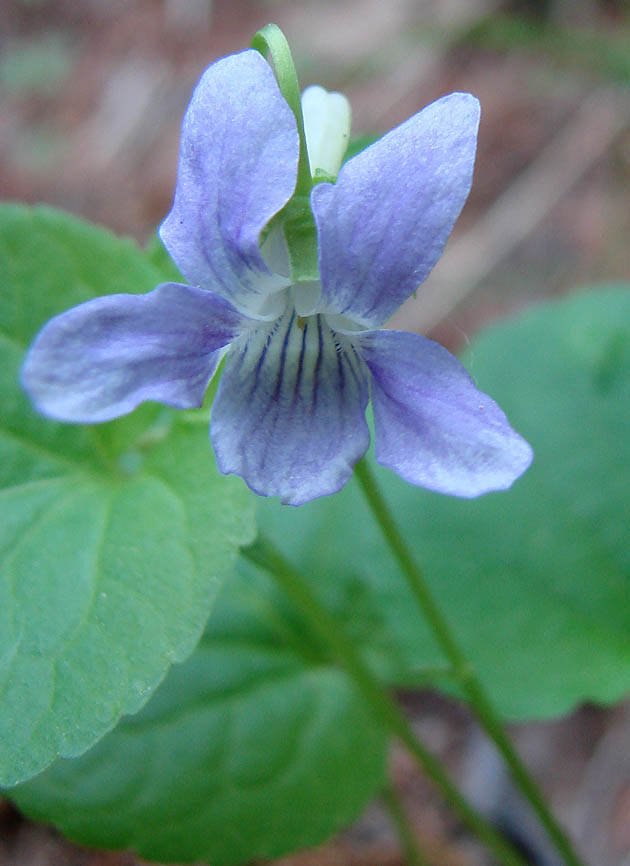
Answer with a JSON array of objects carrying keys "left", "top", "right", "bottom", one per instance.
[{"left": 313, "top": 168, "right": 337, "bottom": 185}]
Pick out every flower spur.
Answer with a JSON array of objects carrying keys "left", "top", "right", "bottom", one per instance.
[{"left": 22, "top": 48, "right": 532, "bottom": 505}]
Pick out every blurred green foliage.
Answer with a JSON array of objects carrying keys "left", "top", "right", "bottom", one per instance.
[
  {"left": 0, "top": 33, "right": 78, "bottom": 97},
  {"left": 466, "top": 13, "right": 630, "bottom": 82}
]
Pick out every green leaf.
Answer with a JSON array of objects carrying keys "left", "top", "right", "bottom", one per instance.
[
  {"left": 342, "top": 134, "right": 379, "bottom": 163},
  {"left": 0, "top": 205, "right": 256, "bottom": 786},
  {"left": 9, "top": 568, "right": 387, "bottom": 865},
  {"left": 244, "top": 286, "right": 630, "bottom": 720}
]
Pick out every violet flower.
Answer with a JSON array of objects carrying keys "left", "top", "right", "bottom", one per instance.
[{"left": 22, "top": 50, "right": 532, "bottom": 505}]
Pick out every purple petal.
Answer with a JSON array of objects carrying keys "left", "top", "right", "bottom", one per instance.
[
  {"left": 312, "top": 93, "right": 480, "bottom": 327},
  {"left": 211, "top": 309, "right": 370, "bottom": 505},
  {"left": 21, "top": 283, "right": 244, "bottom": 423},
  {"left": 358, "top": 329, "right": 532, "bottom": 496},
  {"left": 160, "top": 50, "right": 299, "bottom": 315}
]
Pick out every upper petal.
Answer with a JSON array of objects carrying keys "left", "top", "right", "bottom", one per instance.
[
  {"left": 357, "top": 329, "right": 532, "bottom": 497},
  {"left": 311, "top": 93, "right": 480, "bottom": 327},
  {"left": 211, "top": 309, "right": 370, "bottom": 505},
  {"left": 21, "top": 283, "right": 244, "bottom": 423},
  {"left": 159, "top": 50, "right": 299, "bottom": 314}
]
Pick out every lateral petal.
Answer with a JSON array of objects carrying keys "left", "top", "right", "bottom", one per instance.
[
  {"left": 21, "top": 283, "right": 244, "bottom": 423},
  {"left": 211, "top": 309, "right": 370, "bottom": 505},
  {"left": 312, "top": 93, "right": 480, "bottom": 327},
  {"left": 358, "top": 329, "right": 532, "bottom": 496},
  {"left": 160, "top": 50, "right": 299, "bottom": 315}
]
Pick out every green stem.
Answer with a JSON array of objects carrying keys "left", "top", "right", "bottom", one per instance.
[
  {"left": 354, "top": 458, "right": 587, "bottom": 866},
  {"left": 243, "top": 535, "right": 528, "bottom": 866},
  {"left": 251, "top": 23, "right": 312, "bottom": 196},
  {"left": 381, "top": 782, "right": 428, "bottom": 866}
]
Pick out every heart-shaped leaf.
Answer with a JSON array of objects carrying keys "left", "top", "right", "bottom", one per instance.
[
  {"left": 10, "top": 567, "right": 387, "bottom": 865},
  {"left": 0, "top": 205, "right": 255, "bottom": 785},
  {"left": 248, "top": 286, "right": 630, "bottom": 720}
]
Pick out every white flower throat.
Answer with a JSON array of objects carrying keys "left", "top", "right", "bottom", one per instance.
[{"left": 249, "top": 84, "right": 353, "bottom": 329}]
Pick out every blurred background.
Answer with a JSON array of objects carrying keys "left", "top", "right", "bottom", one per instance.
[{"left": 1, "top": 1, "right": 629, "bottom": 864}]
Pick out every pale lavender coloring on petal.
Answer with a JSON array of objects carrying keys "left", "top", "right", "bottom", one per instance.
[
  {"left": 21, "top": 283, "right": 244, "bottom": 423},
  {"left": 357, "top": 329, "right": 533, "bottom": 497},
  {"left": 160, "top": 50, "right": 299, "bottom": 314},
  {"left": 211, "top": 308, "right": 370, "bottom": 505},
  {"left": 311, "top": 93, "right": 480, "bottom": 327}
]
